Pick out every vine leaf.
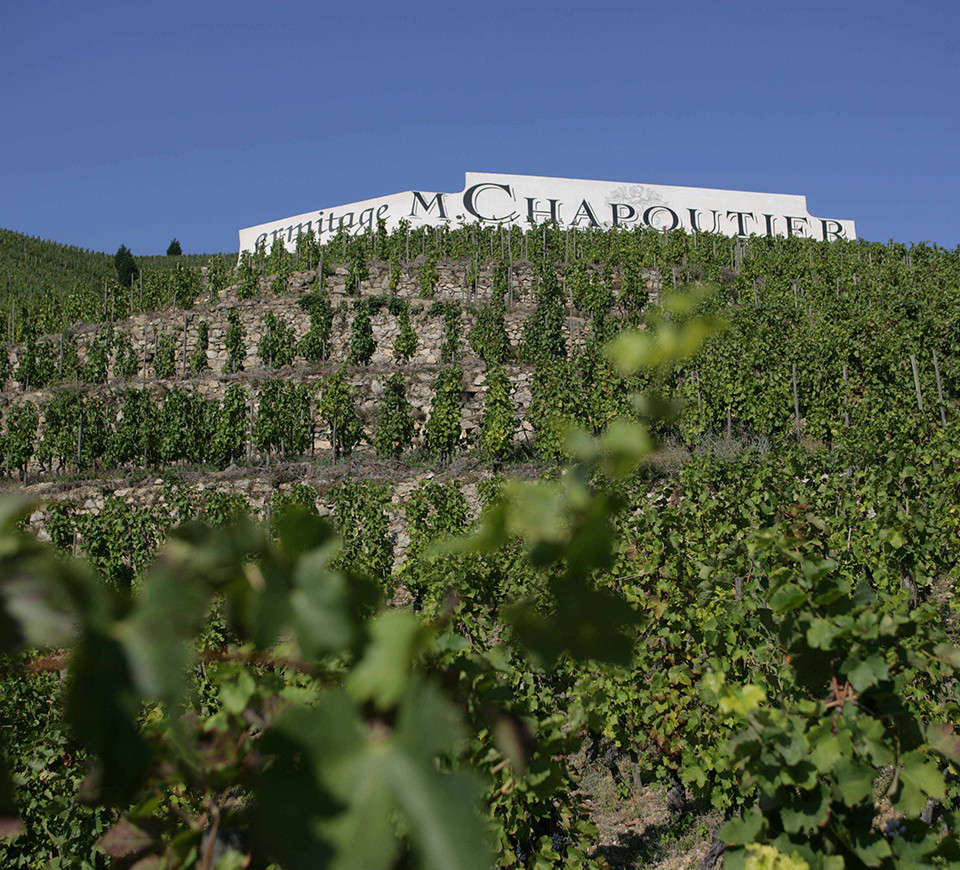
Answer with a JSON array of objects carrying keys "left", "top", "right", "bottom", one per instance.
[
  {"left": 96, "top": 817, "right": 155, "bottom": 858},
  {"left": 927, "top": 724, "right": 960, "bottom": 763},
  {"left": 895, "top": 751, "right": 946, "bottom": 816},
  {"left": 66, "top": 629, "right": 152, "bottom": 803},
  {"left": 0, "top": 750, "right": 22, "bottom": 841},
  {"left": 347, "top": 611, "right": 432, "bottom": 710},
  {"left": 256, "top": 685, "right": 490, "bottom": 870},
  {"left": 832, "top": 758, "right": 874, "bottom": 806},
  {"left": 721, "top": 807, "right": 766, "bottom": 845}
]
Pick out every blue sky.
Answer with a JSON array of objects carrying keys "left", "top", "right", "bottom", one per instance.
[{"left": 1, "top": 1, "right": 957, "bottom": 253}]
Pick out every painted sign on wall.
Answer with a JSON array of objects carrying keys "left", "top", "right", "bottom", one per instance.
[{"left": 238, "top": 172, "right": 856, "bottom": 254}]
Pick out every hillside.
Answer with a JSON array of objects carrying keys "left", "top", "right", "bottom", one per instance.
[
  {"left": 0, "top": 227, "right": 234, "bottom": 339},
  {"left": 1, "top": 222, "right": 959, "bottom": 870}
]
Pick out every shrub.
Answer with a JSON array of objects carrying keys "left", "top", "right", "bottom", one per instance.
[
  {"left": 393, "top": 302, "right": 418, "bottom": 363},
  {"left": 107, "top": 389, "right": 155, "bottom": 466},
  {"left": 157, "top": 387, "right": 214, "bottom": 464},
  {"left": 329, "top": 480, "right": 394, "bottom": 581},
  {"left": 81, "top": 332, "right": 110, "bottom": 384},
  {"left": 470, "top": 283, "right": 509, "bottom": 363},
  {"left": 425, "top": 365, "right": 462, "bottom": 463},
  {"left": 479, "top": 363, "right": 517, "bottom": 462},
  {"left": 114, "top": 331, "right": 139, "bottom": 379},
  {"left": 223, "top": 309, "right": 246, "bottom": 374},
  {"left": 153, "top": 332, "right": 177, "bottom": 379},
  {"left": 190, "top": 321, "right": 209, "bottom": 373},
  {"left": 440, "top": 301, "right": 461, "bottom": 364},
  {"left": 298, "top": 291, "right": 334, "bottom": 363},
  {"left": 520, "top": 266, "right": 566, "bottom": 363},
  {"left": 419, "top": 251, "right": 439, "bottom": 297},
  {"left": 374, "top": 372, "right": 415, "bottom": 459},
  {"left": 253, "top": 379, "right": 310, "bottom": 460},
  {"left": 257, "top": 312, "right": 296, "bottom": 369},
  {"left": 270, "top": 483, "right": 319, "bottom": 536},
  {"left": 348, "top": 305, "right": 375, "bottom": 366},
  {"left": 4, "top": 401, "right": 38, "bottom": 480},
  {"left": 211, "top": 384, "right": 248, "bottom": 465},
  {"left": 318, "top": 369, "right": 362, "bottom": 460},
  {"left": 346, "top": 237, "right": 369, "bottom": 295}
]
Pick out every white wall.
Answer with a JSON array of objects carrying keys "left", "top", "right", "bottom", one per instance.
[{"left": 238, "top": 172, "right": 856, "bottom": 254}]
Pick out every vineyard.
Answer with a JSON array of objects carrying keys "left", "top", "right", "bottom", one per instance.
[{"left": 0, "top": 219, "right": 959, "bottom": 869}]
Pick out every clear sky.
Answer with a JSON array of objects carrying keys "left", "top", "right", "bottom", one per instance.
[{"left": 1, "top": 1, "right": 957, "bottom": 254}]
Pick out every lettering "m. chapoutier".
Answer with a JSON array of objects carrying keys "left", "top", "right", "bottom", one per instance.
[{"left": 238, "top": 172, "right": 855, "bottom": 254}]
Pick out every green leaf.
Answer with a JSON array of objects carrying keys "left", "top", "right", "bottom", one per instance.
[
  {"left": 0, "top": 743, "right": 22, "bottom": 842},
  {"left": 606, "top": 318, "right": 719, "bottom": 374},
  {"left": 833, "top": 757, "right": 874, "bottom": 806},
  {"left": 257, "top": 685, "right": 489, "bottom": 870},
  {"left": 0, "top": 570, "right": 76, "bottom": 650},
  {"left": 290, "top": 545, "right": 369, "bottom": 659},
  {"left": 96, "top": 818, "right": 155, "bottom": 858},
  {"left": 780, "top": 784, "right": 829, "bottom": 834},
  {"left": 596, "top": 418, "right": 654, "bottom": 476},
  {"left": 927, "top": 724, "right": 960, "bottom": 763},
  {"left": 806, "top": 618, "right": 836, "bottom": 650},
  {"left": 718, "top": 684, "right": 766, "bottom": 716},
  {"left": 253, "top": 701, "right": 345, "bottom": 869},
  {"left": 848, "top": 828, "right": 891, "bottom": 865},
  {"left": 933, "top": 643, "right": 960, "bottom": 668},
  {"left": 346, "top": 611, "right": 430, "bottom": 710},
  {"left": 809, "top": 733, "right": 843, "bottom": 774},
  {"left": 323, "top": 750, "right": 399, "bottom": 870},
  {"left": 507, "top": 573, "right": 640, "bottom": 666},
  {"left": 843, "top": 651, "right": 889, "bottom": 692},
  {"left": 769, "top": 584, "right": 806, "bottom": 613},
  {"left": 387, "top": 685, "right": 490, "bottom": 870},
  {"left": 119, "top": 558, "right": 211, "bottom": 706},
  {"left": 895, "top": 751, "right": 945, "bottom": 816},
  {"left": 66, "top": 629, "right": 151, "bottom": 803},
  {"left": 681, "top": 764, "right": 707, "bottom": 789},
  {"left": 219, "top": 668, "right": 257, "bottom": 716},
  {"left": 721, "top": 808, "right": 766, "bottom": 846},
  {"left": 382, "top": 753, "right": 490, "bottom": 870}
]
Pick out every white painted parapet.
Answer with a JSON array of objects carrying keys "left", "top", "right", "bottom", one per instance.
[{"left": 238, "top": 172, "right": 856, "bottom": 254}]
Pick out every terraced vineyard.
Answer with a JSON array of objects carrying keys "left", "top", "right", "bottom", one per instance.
[{"left": 1, "top": 222, "right": 959, "bottom": 869}]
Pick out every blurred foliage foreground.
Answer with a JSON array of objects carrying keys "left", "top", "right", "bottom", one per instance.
[{"left": 2, "top": 295, "right": 960, "bottom": 870}]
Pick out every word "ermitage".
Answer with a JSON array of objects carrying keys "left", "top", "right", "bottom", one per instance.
[{"left": 238, "top": 172, "right": 856, "bottom": 254}]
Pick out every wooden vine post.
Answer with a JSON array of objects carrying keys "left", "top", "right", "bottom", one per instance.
[
  {"left": 792, "top": 363, "right": 801, "bottom": 437},
  {"left": 842, "top": 364, "right": 850, "bottom": 427},
  {"left": 181, "top": 313, "right": 188, "bottom": 379},
  {"left": 933, "top": 350, "right": 947, "bottom": 427},
  {"left": 910, "top": 354, "right": 924, "bottom": 412}
]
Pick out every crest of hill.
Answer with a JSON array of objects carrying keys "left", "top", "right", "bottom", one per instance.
[{"left": 0, "top": 227, "right": 233, "bottom": 328}]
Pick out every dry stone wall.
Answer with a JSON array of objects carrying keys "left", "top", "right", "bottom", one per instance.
[
  {"left": 3, "top": 258, "right": 655, "bottom": 558},
  {"left": 22, "top": 455, "right": 541, "bottom": 564},
  {"left": 0, "top": 257, "right": 637, "bottom": 464}
]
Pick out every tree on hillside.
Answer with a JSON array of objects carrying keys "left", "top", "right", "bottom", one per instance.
[
  {"left": 166, "top": 239, "right": 182, "bottom": 256},
  {"left": 114, "top": 244, "right": 138, "bottom": 287}
]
